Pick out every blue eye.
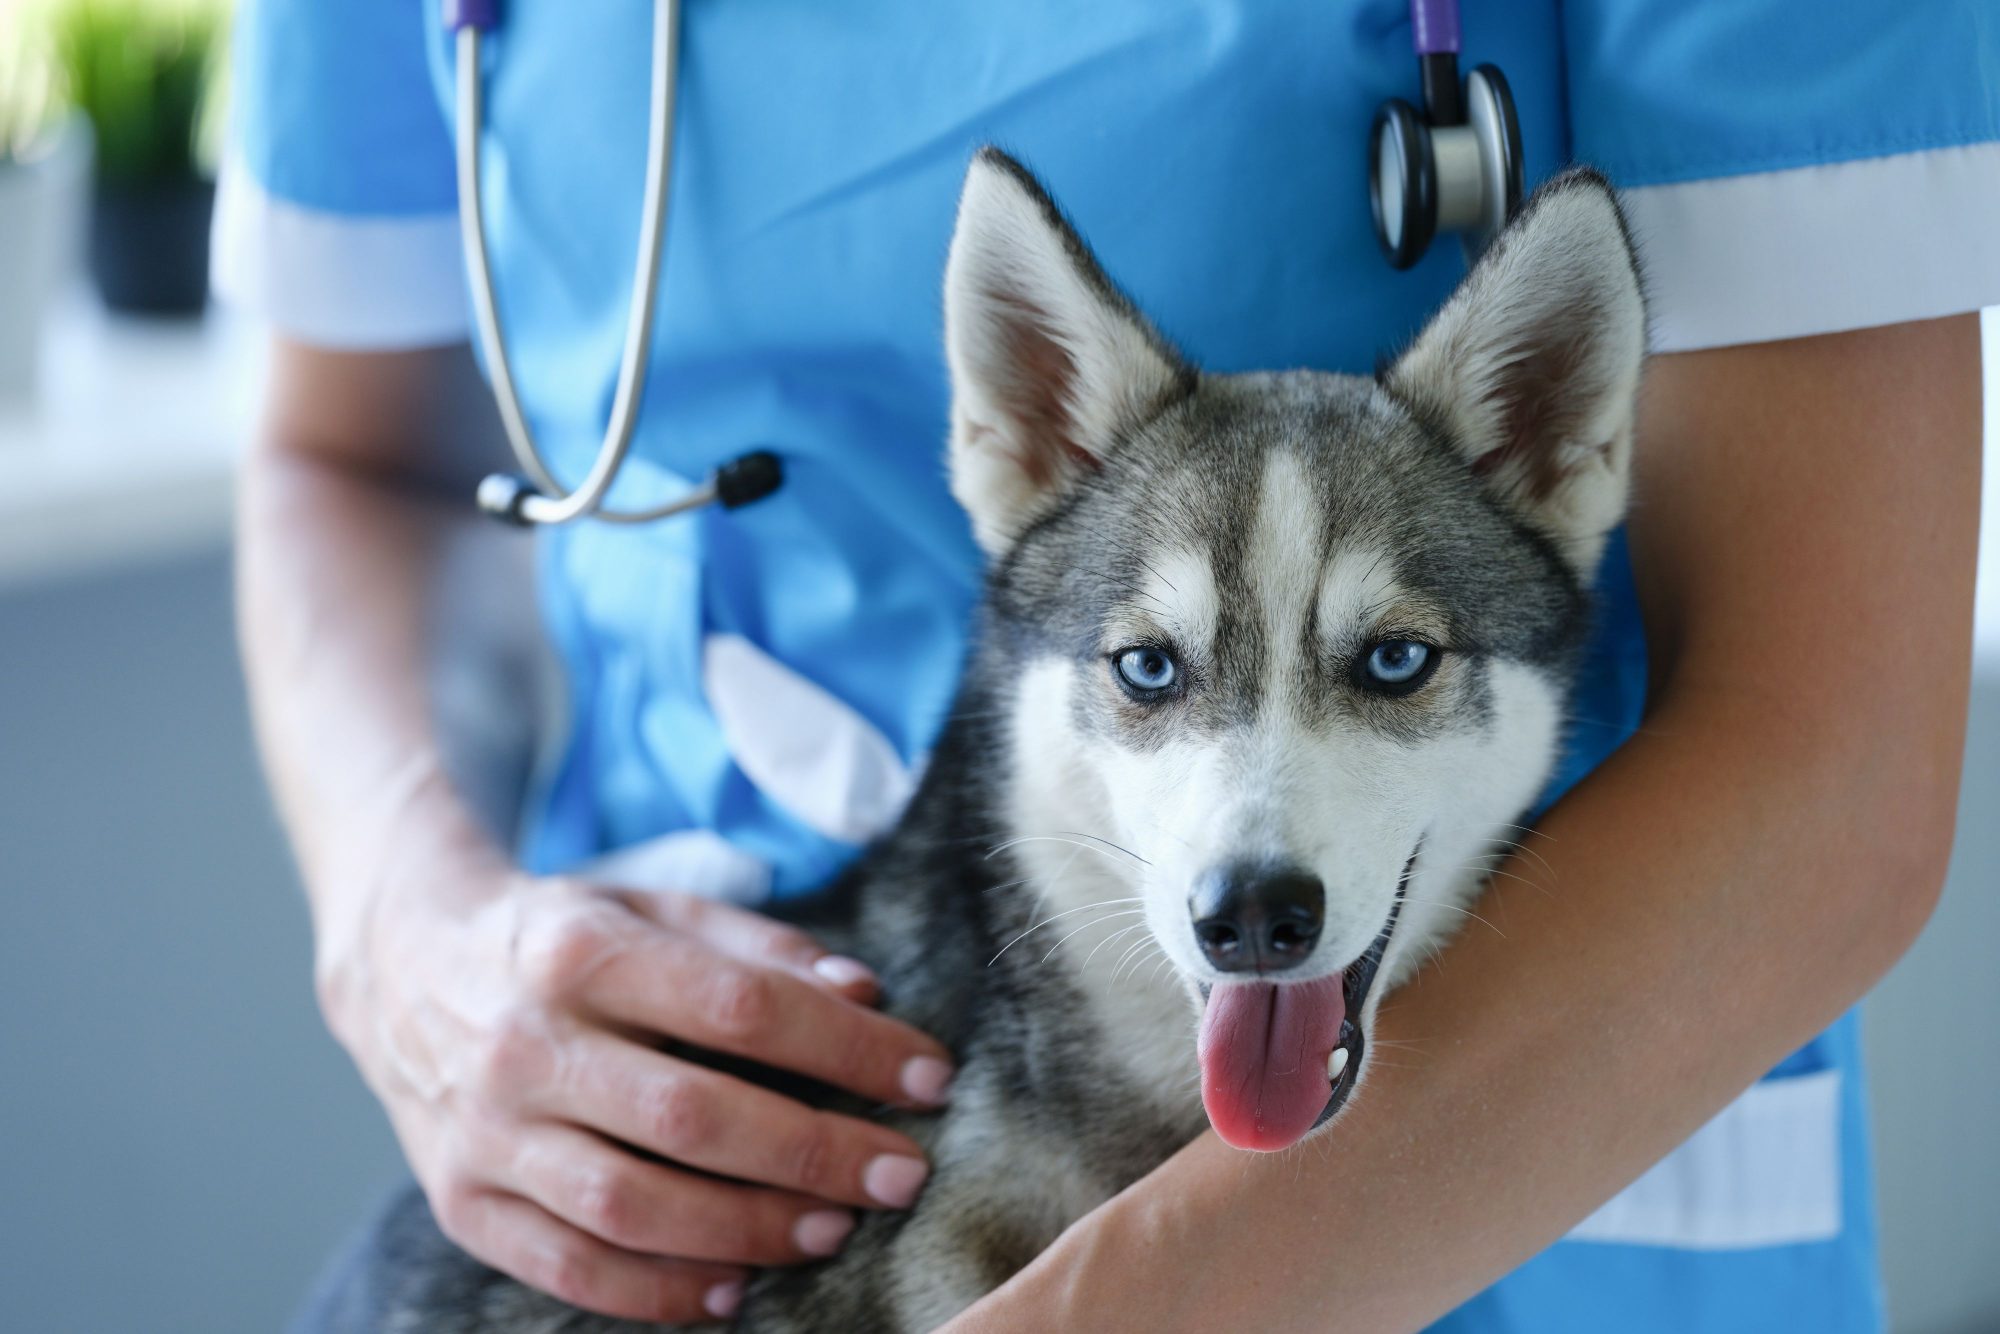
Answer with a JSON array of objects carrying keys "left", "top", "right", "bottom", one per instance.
[
  {"left": 1115, "top": 646, "right": 1178, "bottom": 694},
  {"left": 1360, "top": 640, "right": 1436, "bottom": 694}
]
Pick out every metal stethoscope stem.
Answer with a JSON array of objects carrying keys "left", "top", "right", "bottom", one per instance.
[{"left": 449, "top": 0, "right": 780, "bottom": 526}]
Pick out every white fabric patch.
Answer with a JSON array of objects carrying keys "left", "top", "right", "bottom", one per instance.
[
  {"left": 577, "top": 828, "right": 774, "bottom": 906},
  {"left": 1624, "top": 142, "right": 2000, "bottom": 352},
  {"left": 210, "top": 156, "right": 472, "bottom": 351},
  {"left": 702, "top": 633, "right": 916, "bottom": 846},
  {"left": 1567, "top": 1069, "right": 1842, "bottom": 1251}
]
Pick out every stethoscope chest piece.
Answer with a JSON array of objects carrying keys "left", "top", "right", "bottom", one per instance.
[{"left": 1370, "top": 3, "right": 1523, "bottom": 270}]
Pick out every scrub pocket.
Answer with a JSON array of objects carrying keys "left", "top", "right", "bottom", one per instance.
[{"left": 1566, "top": 1044, "right": 1842, "bottom": 1251}]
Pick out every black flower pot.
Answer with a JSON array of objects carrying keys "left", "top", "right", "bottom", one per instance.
[{"left": 88, "top": 175, "right": 214, "bottom": 317}]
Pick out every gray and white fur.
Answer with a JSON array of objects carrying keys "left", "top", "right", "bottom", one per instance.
[{"left": 347, "top": 148, "right": 1645, "bottom": 1332}]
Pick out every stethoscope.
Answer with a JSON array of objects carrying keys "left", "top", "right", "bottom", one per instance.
[
  {"left": 1370, "top": 0, "right": 1523, "bottom": 269},
  {"left": 446, "top": 0, "right": 1520, "bottom": 528},
  {"left": 448, "top": 0, "right": 782, "bottom": 527}
]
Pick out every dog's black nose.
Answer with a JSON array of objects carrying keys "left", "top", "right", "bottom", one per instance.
[{"left": 1189, "top": 864, "right": 1324, "bottom": 973}]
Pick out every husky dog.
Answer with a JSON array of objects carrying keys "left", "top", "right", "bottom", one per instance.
[{"left": 361, "top": 148, "right": 1644, "bottom": 1332}]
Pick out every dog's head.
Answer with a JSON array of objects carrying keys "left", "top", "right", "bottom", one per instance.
[{"left": 944, "top": 149, "right": 1643, "bottom": 1151}]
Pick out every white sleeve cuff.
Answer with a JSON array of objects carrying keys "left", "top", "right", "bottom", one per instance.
[
  {"left": 1621, "top": 141, "right": 2000, "bottom": 353},
  {"left": 210, "top": 157, "right": 472, "bottom": 351}
]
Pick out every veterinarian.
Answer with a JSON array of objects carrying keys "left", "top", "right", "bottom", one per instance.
[{"left": 221, "top": 1, "right": 1997, "bottom": 1329}]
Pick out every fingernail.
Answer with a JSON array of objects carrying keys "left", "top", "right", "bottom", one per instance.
[
  {"left": 793, "top": 1208, "right": 856, "bottom": 1257},
  {"left": 703, "top": 1279, "right": 745, "bottom": 1318},
  {"left": 863, "top": 1153, "right": 930, "bottom": 1208},
  {"left": 813, "top": 955, "right": 877, "bottom": 990},
  {"left": 900, "top": 1055, "right": 954, "bottom": 1106}
]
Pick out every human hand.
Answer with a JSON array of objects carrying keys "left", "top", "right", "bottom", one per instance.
[{"left": 317, "top": 855, "right": 953, "bottom": 1323}]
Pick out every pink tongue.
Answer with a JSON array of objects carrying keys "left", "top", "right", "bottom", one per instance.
[{"left": 1198, "top": 976, "right": 1346, "bottom": 1152}]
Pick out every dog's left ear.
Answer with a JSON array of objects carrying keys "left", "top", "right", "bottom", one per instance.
[
  {"left": 944, "top": 148, "right": 1193, "bottom": 556},
  {"left": 1385, "top": 169, "right": 1645, "bottom": 572}
]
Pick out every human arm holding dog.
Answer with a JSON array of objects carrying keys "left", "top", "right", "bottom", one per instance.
[
  {"left": 237, "top": 339, "right": 957, "bottom": 1324},
  {"left": 941, "top": 313, "right": 1979, "bottom": 1332}
]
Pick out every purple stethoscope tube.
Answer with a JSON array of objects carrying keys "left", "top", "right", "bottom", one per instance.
[
  {"left": 1408, "top": 0, "right": 1462, "bottom": 56},
  {"left": 444, "top": 0, "right": 499, "bottom": 33}
]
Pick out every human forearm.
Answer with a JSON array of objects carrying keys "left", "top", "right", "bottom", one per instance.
[
  {"left": 235, "top": 340, "right": 523, "bottom": 1001},
  {"left": 947, "top": 314, "right": 1980, "bottom": 1332},
  {"left": 240, "top": 449, "right": 498, "bottom": 943}
]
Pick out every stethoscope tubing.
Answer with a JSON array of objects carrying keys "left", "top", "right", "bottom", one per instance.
[{"left": 455, "top": 0, "right": 698, "bottom": 525}]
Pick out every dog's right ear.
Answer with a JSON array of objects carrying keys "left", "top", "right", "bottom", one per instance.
[
  {"left": 1384, "top": 169, "right": 1645, "bottom": 574},
  {"left": 944, "top": 148, "right": 1192, "bottom": 556}
]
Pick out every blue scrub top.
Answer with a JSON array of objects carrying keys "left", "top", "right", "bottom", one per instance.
[{"left": 222, "top": 2, "right": 2000, "bottom": 1328}]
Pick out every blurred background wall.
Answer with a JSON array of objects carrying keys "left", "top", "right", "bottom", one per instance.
[{"left": 0, "top": 3, "right": 1996, "bottom": 1330}]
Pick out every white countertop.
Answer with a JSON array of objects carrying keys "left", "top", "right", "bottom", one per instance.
[{"left": 0, "top": 289, "right": 261, "bottom": 589}]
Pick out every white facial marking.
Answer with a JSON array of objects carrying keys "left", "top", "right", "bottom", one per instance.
[
  {"left": 1111, "top": 547, "right": 1217, "bottom": 658},
  {"left": 1245, "top": 451, "right": 1322, "bottom": 708},
  {"left": 1316, "top": 547, "right": 1402, "bottom": 654},
  {"left": 1372, "top": 658, "right": 1565, "bottom": 995},
  {"left": 1006, "top": 658, "right": 1199, "bottom": 1111}
]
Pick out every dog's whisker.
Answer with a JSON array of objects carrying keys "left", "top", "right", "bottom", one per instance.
[
  {"left": 1091, "top": 569, "right": 1173, "bottom": 609},
  {"left": 1038, "top": 909, "right": 1147, "bottom": 965},
  {"left": 1497, "top": 842, "right": 1556, "bottom": 879},
  {"left": 986, "top": 833, "right": 1148, "bottom": 871},
  {"left": 1367, "top": 1037, "right": 1428, "bottom": 1054},
  {"left": 1420, "top": 816, "right": 1554, "bottom": 847},
  {"left": 1048, "top": 829, "right": 1150, "bottom": 866},
  {"left": 1470, "top": 864, "right": 1553, "bottom": 896},
  {"left": 1112, "top": 940, "right": 1168, "bottom": 992},
  {"left": 1400, "top": 892, "right": 1505, "bottom": 938},
  {"left": 1431, "top": 827, "right": 1558, "bottom": 879},
  {"left": 1431, "top": 855, "right": 1552, "bottom": 899},
  {"left": 1110, "top": 934, "right": 1160, "bottom": 984},
  {"left": 1132, "top": 557, "right": 1179, "bottom": 595},
  {"left": 987, "top": 896, "right": 1145, "bottom": 966},
  {"left": 1110, "top": 935, "right": 1160, "bottom": 984},
  {"left": 1079, "top": 920, "right": 1151, "bottom": 970}
]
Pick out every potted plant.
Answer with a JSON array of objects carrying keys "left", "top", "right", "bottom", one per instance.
[
  {"left": 50, "top": 0, "right": 226, "bottom": 317},
  {"left": 0, "top": 27, "right": 88, "bottom": 403}
]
